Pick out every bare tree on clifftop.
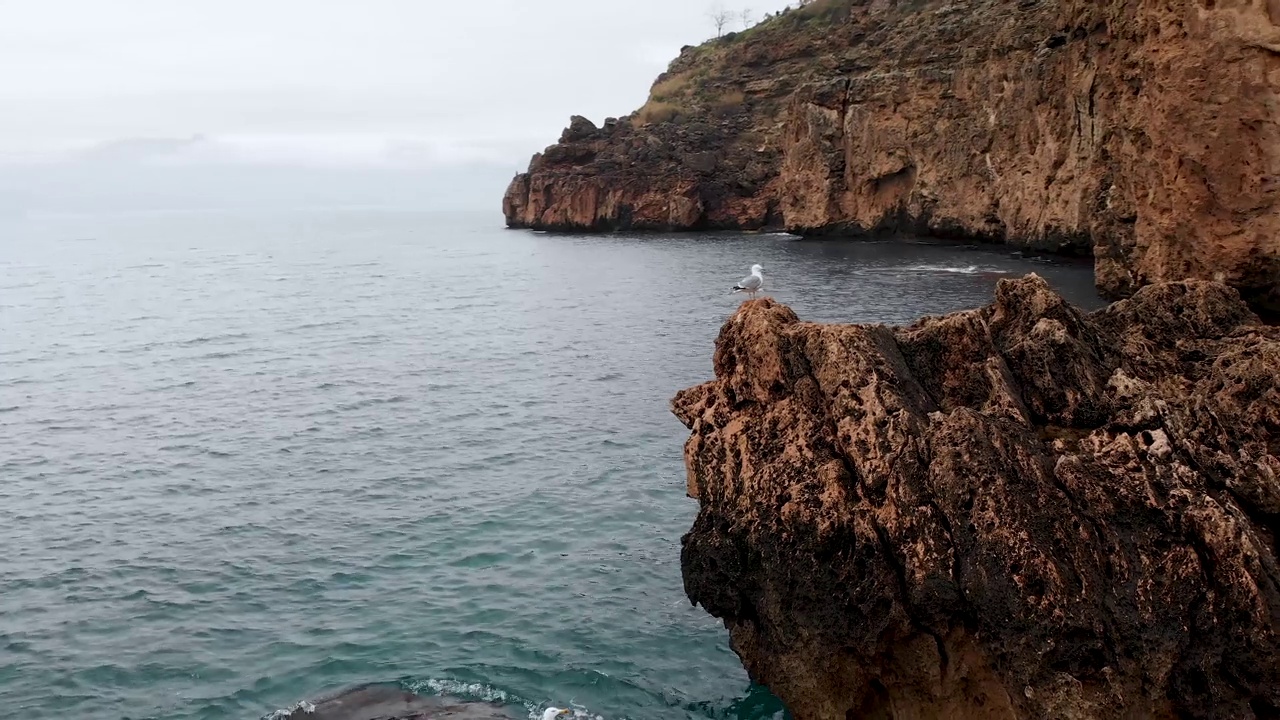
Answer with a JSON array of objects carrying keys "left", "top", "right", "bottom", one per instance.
[
  {"left": 708, "top": 4, "right": 731, "bottom": 37},
  {"left": 740, "top": 8, "right": 753, "bottom": 29}
]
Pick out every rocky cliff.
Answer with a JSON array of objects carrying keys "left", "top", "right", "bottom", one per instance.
[
  {"left": 673, "top": 276, "right": 1280, "bottom": 719},
  {"left": 504, "top": 0, "right": 1280, "bottom": 314}
]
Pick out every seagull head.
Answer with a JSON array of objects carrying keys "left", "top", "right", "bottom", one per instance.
[
  {"left": 542, "top": 708, "right": 571, "bottom": 720},
  {"left": 751, "top": 264, "right": 765, "bottom": 275}
]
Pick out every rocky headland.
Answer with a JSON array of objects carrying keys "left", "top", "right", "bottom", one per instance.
[
  {"left": 502, "top": 0, "right": 1280, "bottom": 714},
  {"left": 504, "top": 0, "right": 1280, "bottom": 314},
  {"left": 673, "top": 276, "right": 1280, "bottom": 719}
]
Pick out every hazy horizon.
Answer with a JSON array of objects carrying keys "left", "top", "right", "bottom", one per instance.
[{"left": 0, "top": 0, "right": 782, "bottom": 213}]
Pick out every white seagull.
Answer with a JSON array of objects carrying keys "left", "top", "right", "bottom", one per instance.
[
  {"left": 542, "top": 708, "right": 571, "bottom": 720},
  {"left": 731, "top": 264, "right": 766, "bottom": 298}
]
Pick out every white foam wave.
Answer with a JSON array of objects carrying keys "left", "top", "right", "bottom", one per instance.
[
  {"left": 412, "top": 677, "right": 520, "bottom": 705},
  {"left": 408, "top": 678, "right": 608, "bottom": 720},
  {"left": 902, "top": 264, "right": 1010, "bottom": 275}
]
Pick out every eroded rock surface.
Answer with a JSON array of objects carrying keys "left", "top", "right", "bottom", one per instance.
[
  {"left": 674, "top": 276, "right": 1280, "bottom": 719},
  {"left": 506, "top": 0, "right": 1280, "bottom": 313}
]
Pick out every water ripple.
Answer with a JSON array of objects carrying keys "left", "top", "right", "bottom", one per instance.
[{"left": 0, "top": 210, "right": 1103, "bottom": 720}]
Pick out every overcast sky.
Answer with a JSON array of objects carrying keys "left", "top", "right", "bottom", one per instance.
[{"left": 0, "top": 0, "right": 780, "bottom": 169}]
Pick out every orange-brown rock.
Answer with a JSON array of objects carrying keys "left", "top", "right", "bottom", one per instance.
[
  {"left": 505, "top": 0, "right": 1280, "bottom": 314},
  {"left": 673, "top": 276, "right": 1280, "bottom": 719}
]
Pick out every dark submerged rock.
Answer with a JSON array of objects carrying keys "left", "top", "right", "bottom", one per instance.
[{"left": 275, "top": 684, "right": 518, "bottom": 720}]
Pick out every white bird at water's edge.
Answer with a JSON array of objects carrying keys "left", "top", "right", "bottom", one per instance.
[
  {"left": 731, "top": 264, "right": 766, "bottom": 298},
  {"left": 542, "top": 708, "right": 570, "bottom": 720}
]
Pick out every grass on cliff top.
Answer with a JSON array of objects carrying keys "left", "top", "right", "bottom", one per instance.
[
  {"left": 634, "top": 84, "right": 747, "bottom": 125},
  {"left": 634, "top": 62, "right": 739, "bottom": 125},
  {"left": 630, "top": 0, "right": 855, "bottom": 126},
  {"left": 726, "top": 0, "right": 856, "bottom": 41},
  {"left": 635, "top": 101, "right": 682, "bottom": 125},
  {"left": 790, "top": 0, "right": 857, "bottom": 24},
  {"left": 650, "top": 74, "right": 693, "bottom": 103}
]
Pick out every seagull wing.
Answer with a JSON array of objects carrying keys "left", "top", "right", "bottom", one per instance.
[{"left": 733, "top": 274, "right": 763, "bottom": 292}]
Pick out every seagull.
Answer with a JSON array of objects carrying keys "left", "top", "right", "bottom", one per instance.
[
  {"left": 542, "top": 708, "right": 571, "bottom": 720},
  {"left": 731, "top": 264, "right": 765, "bottom": 298}
]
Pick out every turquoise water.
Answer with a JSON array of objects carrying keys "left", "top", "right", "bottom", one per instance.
[{"left": 0, "top": 210, "right": 1104, "bottom": 720}]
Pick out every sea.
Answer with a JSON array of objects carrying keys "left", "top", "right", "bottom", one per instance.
[{"left": 0, "top": 209, "right": 1104, "bottom": 720}]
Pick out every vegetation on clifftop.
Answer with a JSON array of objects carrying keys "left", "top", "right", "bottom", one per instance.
[{"left": 633, "top": 0, "right": 856, "bottom": 127}]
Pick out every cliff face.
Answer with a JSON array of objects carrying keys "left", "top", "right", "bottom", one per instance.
[
  {"left": 673, "top": 277, "right": 1280, "bottom": 719},
  {"left": 504, "top": 0, "right": 1280, "bottom": 314}
]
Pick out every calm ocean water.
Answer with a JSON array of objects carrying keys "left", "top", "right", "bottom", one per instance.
[{"left": 0, "top": 210, "right": 1103, "bottom": 720}]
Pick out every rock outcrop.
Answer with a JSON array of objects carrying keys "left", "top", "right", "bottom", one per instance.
[
  {"left": 505, "top": 0, "right": 1280, "bottom": 314},
  {"left": 673, "top": 276, "right": 1280, "bottom": 719}
]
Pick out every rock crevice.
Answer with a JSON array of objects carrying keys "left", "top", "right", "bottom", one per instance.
[{"left": 674, "top": 276, "right": 1280, "bottom": 719}]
